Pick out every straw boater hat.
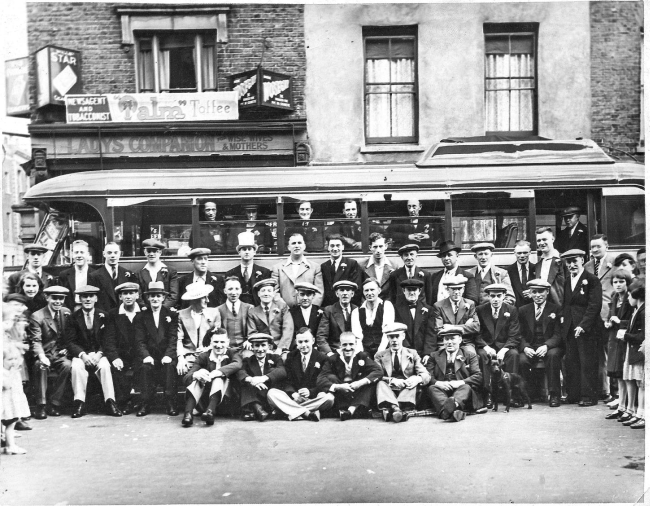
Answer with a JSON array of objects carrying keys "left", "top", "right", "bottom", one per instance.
[{"left": 181, "top": 282, "right": 214, "bottom": 301}]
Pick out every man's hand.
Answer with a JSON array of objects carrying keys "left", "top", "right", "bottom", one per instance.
[
  {"left": 143, "top": 356, "right": 155, "bottom": 365},
  {"left": 404, "top": 376, "right": 421, "bottom": 389},
  {"left": 435, "top": 380, "right": 453, "bottom": 392},
  {"left": 523, "top": 347, "right": 536, "bottom": 359},
  {"left": 450, "top": 380, "right": 465, "bottom": 389},
  {"left": 421, "top": 355, "right": 430, "bottom": 365},
  {"left": 574, "top": 326, "right": 584, "bottom": 338},
  {"left": 112, "top": 358, "right": 124, "bottom": 371},
  {"left": 484, "top": 345, "right": 496, "bottom": 357},
  {"left": 39, "top": 355, "right": 51, "bottom": 368},
  {"left": 81, "top": 353, "right": 94, "bottom": 367},
  {"left": 193, "top": 369, "right": 211, "bottom": 383},
  {"left": 522, "top": 289, "right": 532, "bottom": 299},
  {"left": 440, "top": 324, "right": 457, "bottom": 332},
  {"left": 209, "top": 369, "right": 223, "bottom": 380},
  {"left": 58, "top": 349, "right": 68, "bottom": 356},
  {"left": 161, "top": 356, "right": 172, "bottom": 365},
  {"left": 390, "top": 378, "right": 406, "bottom": 389},
  {"left": 242, "top": 340, "right": 252, "bottom": 351},
  {"left": 335, "top": 383, "right": 354, "bottom": 393},
  {"left": 496, "top": 347, "right": 508, "bottom": 362},
  {"left": 535, "top": 345, "right": 548, "bottom": 358},
  {"left": 176, "top": 356, "right": 188, "bottom": 375},
  {"left": 297, "top": 387, "right": 310, "bottom": 398},
  {"left": 616, "top": 329, "right": 626, "bottom": 340}
]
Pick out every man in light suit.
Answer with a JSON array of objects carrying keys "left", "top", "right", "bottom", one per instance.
[
  {"left": 432, "top": 275, "right": 480, "bottom": 352},
  {"left": 361, "top": 233, "right": 398, "bottom": 301},
  {"left": 556, "top": 206, "right": 589, "bottom": 256},
  {"left": 534, "top": 227, "right": 566, "bottom": 307},
  {"left": 316, "top": 280, "right": 358, "bottom": 356},
  {"left": 467, "top": 243, "right": 513, "bottom": 306},
  {"left": 393, "top": 278, "right": 437, "bottom": 360},
  {"left": 272, "top": 233, "right": 324, "bottom": 307},
  {"left": 374, "top": 323, "right": 430, "bottom": 422},
  {"left": 321, "top": 234, "right": 363, "bottom": 307},
  {"left": 225, "top": 232, "right": 272, "bottom": 306},
  {"left": 506, "top": 240, "right": 537, "bottom": 308},
  {"left": 386, "top": 244, "right": 432, "bottom": 307},
  {"left": 57, "top": 240, "right": 96, "bottom": 311},
  {"left": 177, "top": 247, "right": 225, "bottom": 309},
  {"left": 88, "top": 242, "right": 137, "bottom": 312},
  {"left": 137, "top": 238, "right": 179, "bottom": 309},
  {"left": 218, "top": 276, "right": 253, "bottom": 356},
  {"left": 430, "top": 241, "right": 478, "bottom": 305},
  {"left": 247, "top": 278, "right": 294, "bottom": 355},
  {"left": 289, "top": 282, "right": 323, "bottom": 343}
]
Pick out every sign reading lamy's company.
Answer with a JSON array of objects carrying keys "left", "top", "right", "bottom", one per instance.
[{"left": 65, "top": 92, "right": 239, "bottom": 123}]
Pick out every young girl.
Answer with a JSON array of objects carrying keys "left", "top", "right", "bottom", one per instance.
[
  {"left": 603, "top": 269, "right": 634, "bottom": 420},
  {"left": 2, "top": 339, "right": 31, "bottom": 454},
  {"left": 617, "top": 279, "right": 645, "bottom": 429}
]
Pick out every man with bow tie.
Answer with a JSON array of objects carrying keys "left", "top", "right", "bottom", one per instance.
[
  {"left": 88, "top": 242, "right": 136, "bottom": 312},
  {"left": 177, "top": 247, "right": 225, "bottom": 309},
  {"left": 430, "top": 241, "right": 478, "bottom": 305},
  {"left": 8, "top": 243, "right": 54, "bottom": 293},
  {"left": 28, "top": 286, "right": 73, "bottom": 419},
  {"left": 247, "top": 278, "right": 294, "bottom": 355},
  {"left": 374, "top": 323, "right": 430, "bottom": 423},
  {"left": 321, "top": 234, "right": 363, "bottom": 307},
  {"left": 266, "top": 328, "right": 334, "bottom": 421},
  {"left": 272, "top": 233, "right": 324, "bottom": 307},
  {"left": 225, "top": 232, "right": 272, "bottom": 306},
  {"left": 560, "top": 249, "right": 603, "bottom": 406},
  {"left": 518, "top": 279, "right": 564, "bottom": 407},
  {"left": 289, "top": 282, "right": 323, "bottom": 342},
  {"left": 137, "top": 238, "right": 179, "bottom": 309},
  {"left": 386, "top": 199, "right": 443, "bottom": 251},
  {"left": 133, "top": 282, "right": 179, "bottom": 417},
  {"left": 316, "top": 280, "right": 358, "bottom": 356},
  {"left": 181, "top": 329, "right": 242, "bottom": 427},
  {"left": 317, "top": 332, "right": 383, "bottom": 420},
  {"left": 387, "top": 244, "right": 432, "bottom": 307},
  {"left": 218, "top": 277, "right": 253, "bottom": 356},
  {"left": 56, "top": 240, "right": 96, "bottom": 311},
  {"left": 467, "top": 243, "right": 514, "bottom": 306},
  {"left": 426, "top": 329, "right": 483, "bottom": 421},
  {"left": 284, "top": 200, "right": 326, "bottom": 253},
  {"left": 393, "top": 278, "right": 437, "bottom": 361}
]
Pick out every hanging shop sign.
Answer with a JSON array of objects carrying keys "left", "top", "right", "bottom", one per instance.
[
  {"left": 36, "top": 46, "right": 83, "bottom": 107},
  {"left": 5, "top": 57, "right": 30, "bottom": 116},
  {"left": 230, "top": 67, "right": 294, "bottom": 111}
]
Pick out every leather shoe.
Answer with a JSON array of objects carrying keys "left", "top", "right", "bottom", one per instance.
[
  {"left": 136, "top": 404, "right": 150, "bottom": 417},
  {"left": 630, "top": 419, "right": 645, "bottom": 429},
  {"left": 475, "top": 407, "right": 487, "bottom": 414},
  {"left": 105, "top": 399, "right": 123, "bottom": 417},
  {"left": 339, "top": 409, "right": 352, "bottom": 421},
  {"left": 452, "top": 409, "right": 466, "bottom": 422},
  {"left": 166, "top": 400, "right": 178, "bottom": 416},
  {"left": 622, "top": 416, "right": 639, "bottom": 426},
  {"left": 241, "top": 412, "right": 255, "bottom": 421},
  {"left": 606, "top": 411, "right": 624, "bottom": 420},
  {"left": 381, "top": 408, "right": 392, "bottom": 422},
  {"left": 440, "top": 398, "right": 456, "bottom": 421},
  {"left": 252, "top": 404, "right": 268, "bottom": 422},
  {"left": 47, "top": 405, "right": 62, "bottom": 417},
  {"left": 14, "top": 420, "right": 31, "bottom": 431},
  {"left": 485, "top": 394, "right": 493, "bottom": 409},
  {"left": 181, "top": 412, "right": 193, "bottom": 427},
  {"left": 392, "top": 409, "right": 404, "bottom": 423},
  {"left": 618, "top": 413, "right": 632, "bottom": 422},
  {"left": 120, "top": 401, "right": 133, "bottom": 416},
  {"left": 201, "top": 409, "right": 215, "bottom": 426},
  {"left": 549, "top": 395, "right": 560, "bottom": 408},
  {"left": 71, "top": 400, "right": 85, "bottom": 418},
  {"left": 34, "top": 405, "right": 47, "bottom": 420},
  {"left": 600, "top": 394, "right": 614, "bottom": 403}
]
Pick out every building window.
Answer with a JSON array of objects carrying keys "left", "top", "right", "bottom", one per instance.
[
  {"left": 364, "top": 26, "right": 418, "bottom": 144},
  {"left": 484, "top": 23, "right": 538, "bottom": 135},
  {"left": 136, "top": 32, "right": 216, "bottom": 93}
]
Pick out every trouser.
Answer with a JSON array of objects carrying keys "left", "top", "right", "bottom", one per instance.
[
  {"left": 479, "top": 347, "right": 519, "bottom": 392},
  {"left": 71, "top": 357, "right": 116, "bottom": 402},
  {"left": 34, "top": 354, "right": 72, "bottom": 406},
  {"left": 519, "top": 347, "right": 563, "bottom": 396},
  {"left": 267, "top": 389, "right": 335, "bottom": 420},
  {"left": 376, "top": 381, "right": 417, "bottom": 408},
  {"left": 427, "top": 383, "right": 474, "bottom": 415},
  {"left": 111, "top": 364, "right": 135, "bottom": 405},
  {"left": 333, "top": 383, "right": 374, "bottom": 410},
  {"left": 140, "top": 361, "right": 178, "bottom": 405},
  {"left": 598, "top": 335, "right": 609, "bottom": 396},
  {"left": 240, "top": 383, "right": 271, "bottom": 409},
  {"left": 564, "top": 332, "right": 598, "bottom": 402},
  {"left": 186, "top": 377, "right": 231, "bottom": 405}
]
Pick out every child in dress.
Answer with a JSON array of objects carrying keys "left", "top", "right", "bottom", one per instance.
[{"left": 2, "top": 339, "right": 32, "bottom": 454}]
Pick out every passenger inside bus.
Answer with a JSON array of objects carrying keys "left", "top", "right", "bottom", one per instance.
[
  {"left": 326, "top": 200, "right": 363, "bottom": 251},
  {"left": 226, "top": 204, "right": 274, "bottom": 254},
  {"left": 284, "top": 200, "right": 327, "bottom": 253},
  {"left": 385, "top": 199, "right": 443, "bottom": 250},
  {"left": 189, "top": 200, "right": 228, "bottom": 255}
]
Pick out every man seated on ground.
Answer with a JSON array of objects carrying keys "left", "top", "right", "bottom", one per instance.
[
  {"left": 266, "top": 328, "right": 335, "bottom": 421},
  {"left": 317, "top": 331, "right": 383, "bottom": 421},
  {"left": 237, "top": 333, "right": 287, "bottom": 422},
  {"left": 374, "top": 322, "right": 430, "bottom": 423},
  {"left": 289, "top": 282, "right": 323, "bottom": 342},
  {"left": 393, "top": 278, "right": 436, "bottom": 360},
  {"left": 316, "top": 280, "right": 358, "bottom": 356},
  {"left": 247, "top": 278, "right": 294, "bottom": 356},
  {"left": 432, "top": 275, "right": 480, "bottom": 352},
  {"left": 181, "top": 329, "right": 243, "bottom": 427},
  {"left": 218, "top": 276, "right": 253, "bottom": 357},
  {"left": 426, "top": 328, "right": 483, "bottom": 422}
]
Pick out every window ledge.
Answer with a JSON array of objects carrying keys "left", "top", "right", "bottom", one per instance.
[{"left": 360, "top": 144, "right": 425, "bottom": 154}]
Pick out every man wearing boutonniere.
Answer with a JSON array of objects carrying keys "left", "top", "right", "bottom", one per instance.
[
  {"left": 89, "top": 242, "right": 136, "bottom": 312},
  {"left": 289, "top": 282, "right": 323, "bottom": 342},
  {"left": 321, "top": 234, "right": 363, "bottom": 307},
  {"left": 467, "top": 243, "right": 514, "bottom": 306},
  {"left": 362, "top": 233, "right": 399, "bottom": 301},
  {"left": 137, "top": 238, "right": 179, "bottom": 309},
  {"left": 387, "top": 244, "right": 432, "bottom": 306},
  {"left": 393, "top": 278, "right": 436, "bottom": 361},
  {"left": 247, "top": 278, "right": 294, "bottom": 355},
  {"left": 432, "top": 275, "right": 480, "bottom": 353},
  {"left": 178, "top": 247, "right": 225, "bottom": 309},
  {"left": 534, "top": 227, "right": 567, "bottom": 307},
  {"left": 217, "top": 277, "right": 253, "bottom": 356},
  {"left": 316, "top": 280, "right": 358, "bottom": 356},
  {"left": 225, "top": 232, "right": 272, "bottom": 307}
]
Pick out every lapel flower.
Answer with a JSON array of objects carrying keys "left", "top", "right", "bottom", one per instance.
[
  {"left": 98, "top": 313, "right": 105, "bottom": 318},
  {"left": 549, "top": 313, "right": 556, "bottom": 319},
  {"left": 406, "top": 354, "right": 413, "bottom": 362},
  {"left": 169, "top": 307, "right": 177, "bottom": 312},
  {"left": 314, "top": 362, "right": 321, "bottom": 368},
  {"left": 341, "top": 263, "right": 347, "bottom": 269},
  {"left": 47, "top": 274, "right": 54, "bottom": 281},
  {"left": 421, "top": 307, "right": 428, "bottom": 314},
  {"left": 165, "top": 316, "right": 172, "bottom": 323},
  {"left": 388, "top": 269, "right": 394, "bottom": 274},
  {"left": 256, "top": 271, "right": 262, "bottom": 277},
  {"left": 125, "top": 272, "right": 131, "bottom": 278},
  {"left": 100, "top": 325, "right": 105, "bottom": 330},
  {"left": 418, "top": 271, "right": 424, "bottom": 277},
  {"left": 206, "top": 317, "right": 212, "bottom": 324},
  {"left": 267, "top": 359, "right": 274, "bottom": 365},
  {"left": 317, "top": 309, "right": 324, "bottom": 316},
  {"left": 311, "top": 227, "right": 317, "bottom": 232},
  {"left": 457, "top": 354, "right": 465, "bottom": 363},
  {"left": 142, "top": 306, "right": 147, "bottom": 311},
  {"left": 211, "top": 275, "right": 217, "bottom": 282},
  {"left": 580, "top": 289, "right": 585, "bottom": 295},
  {"left": 357, "top": 359, "right": 365, "bottom": 366},
  {"left": 606, "top": 262, "right": 612, "bottom": 269},
  {"left": 582, "top": 280, "right": 588, "bottom": 286},
  {"left": 503, "top": 312, "right": 511, "bottom": 318},
  {"left": 161, "top": 268, "right": 168, "bottom": 278},
  {"left": 560, "top": 316, "right": 564, "bottom": 324}
]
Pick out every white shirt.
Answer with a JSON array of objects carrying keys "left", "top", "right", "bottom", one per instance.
[
  {"left": 193, "top": 272, "right": 207, "bottom": 284},
  {"left": 229, "top": 300, "right": 241, "bottom": 315},
  {"left": 480, "top": 264, "right": 492, "bottom": 279},
  {"left": 119, "top": 302, "right": 141, "bottom": 323},
  {"left": 570, "top": 268, "right": 585, "bottom": 291},
  {"left": 190, "top": 309, "right": 203, "bottom": 331},
  {"left": 437, "top": 266, "right": 458, "bottom": 301},
  {"left": 82, "top": 309, "right": 95, "bottom": 328},
  {"left": 533, "top": 301, "right": 546, "bottom": 319},
  {"left": 446, "top": 350, "right": 458, "bottom": 363},
  {"left": 300, "top": 305, "right": 312, "bottom": 325},
  {"left": 331, "top": 257, "right": 342, "bottom": 272},
  {"left": 144, "top": 261, "right": 165, "bottom": 281},
  {"left": 151, "top": 307, "right": 161, "bottom": 327},
  {"left": 351, "top": 299, "right": 395, "bottom": 340},
  {"left": 73, "top": 265, "right": 89, "bottom": 303},
  {"left": 301, "top": 351, "right": 312, "bottom": 369},
  {"left": 539, "top": 250, "right": 560, "bottom": 282}
]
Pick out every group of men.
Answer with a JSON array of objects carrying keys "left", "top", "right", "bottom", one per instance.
[{"left": 11, "top": 204, "right": 643, "bottom": 425}]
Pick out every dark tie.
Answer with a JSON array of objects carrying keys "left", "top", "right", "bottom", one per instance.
[
  {"left": 594, "top": 258, "right": 601, "bottom": 277},
  {"left": 330, "top": 261, "right": 337, "bottom": 280},
  {"left": 112, "top": 266, "right": 118, "bottom": 281},
  {"left": 232, "top": 304, "right": 237, "bottom": 318},
  {"left": 393, "top": 352, "right": 402, "bottom": 376},
  {"left": 264, "top": 306, "right": 270, "bottom": 320},
  {"left": 55, "top": 310, "right": 62, "bottom": 335},
  {"left": 342, "top": 306, "right": 349, "bottom": 321},
  {"left": 302, "top": 355, "right": 308, "bottom": 372},
  {"left": 521, "top": 264, "right": 527, "bottom": 286}
]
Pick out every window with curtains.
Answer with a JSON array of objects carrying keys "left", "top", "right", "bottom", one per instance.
[
  {"left": 364, "top": 26, "right": 418, "bottom": 144},
  {"left": 137, "top": 32, "right": 217, "bottom": 93},
  {"left": 484, "top": 23, "right": 538, "bottom": 135}
]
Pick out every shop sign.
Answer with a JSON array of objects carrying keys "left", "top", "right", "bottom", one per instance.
[
  {"left": 65, "top": 92, "right": 239, "bottom": 123},
  {"left": 5, "top": 57, "right": 30, "bottom": 116},
  {"left": 230, "top": 67, "right": 293, "bottom": 111},
  {"left": 36, "top": 46, "right": 83, "bottom": 107}
]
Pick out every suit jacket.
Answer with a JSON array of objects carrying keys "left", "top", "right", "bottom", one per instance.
[
  {"left": 317, "top": 351, "right": 383, "bottom": 391},
  {"left": 321, "top": 257, "right": 363, "bottom": 307},
  {"left": 361, "top": 257, "right": 399, "bottom": 301},
  {"left": 475, "top": 303, "right": 521, "bottom": 351},
  {"left": 467, "top": 265, "right": 513, "bottom": 306},
  {"left": 430, "top": 268, "right": 479, "bottom": 305},
  {"left": 272, "top": 258, "right": 324, "bottom": 307},
  {"left": 561, "top": 270, "right": 603, "bottom": 339},
  {"left": 518, "top": 302, "right": 563, "bottom": 351},
  {"left": 246, "top": 301, "right": 294, "bottom": 350},
  {"left": 506, "top": 261, "right": 537, "bottom": 308},
  {"left": 394, "top": 298, "right": 437, "bottom": 356},
  {"left": 227, "top": 223, "right": 274, "bottom": 254},
  {"left": 316, "top": 302, "right": 357, "bottom": 354},
  {"left": 285, "top": 222, "right": 326, "bottom": 253},
  {"left": 556, "top": 221, "right": 589, "bottom": 255},
  {"left": 65, "top": 308, "right": 109, "bottom": 358},
  {"left": 374, "top": 347, "right": 430, "bottom": 384},
  {"left": 585, "top": 253, "right": 617, "bottom": 321},
  {"left": 623, "top": 303, "right": 645, "bottom": 364},
  {"left": 57, "top": 265, "right": 97, "bottom": 310},
  {"left": 189, "top": 223, "right": 228, "bottom": 254},
  {"left": 224, "top": 263, "right": 271, "bottom": 306},
  {"left": 385, "top": 218, "right": 443, "bottom": 250},
  {"left": 177, "top": 306, "right": 221, "bottom": 357},
  {"left": 432, "top": 297, "right": 480, "bottom": 348},
  {"left": 386, "top": 266, "right": 432, "bottom": 306},
  {"left": 283, "top": 348, "right": 330, "bottom": 398},
  {"left": 534, "top": 256, "right": 567, "bottom": 307},
  {"left": 184, "top": 348, "right": 243, "bottom": 386},
  {"left": 236, "top": 354, "right": 287, "bottom": 388},
  {"left": 103, "top": 307, "right": 141, "bottom": 365},
  {"left": 327, "top": 220, "right": 363, "bottom": 250},
  {"left": 218, "top": 301, "right": 253, "bottom": 349},
  {"left": 133, "top": 306, "right": 178, "bottom": 361},
  {"left": 426, "top": 347, "right": 482, "bottom": 389},
  {"left": 289, "top": 305, "right": 322, "bottom": 340},
  {"left": 28, "top": 306, "right": 71, "bottom": 357},
  {"left": 89, "top": 265, "right": 137, "bottom": 311},
  {"left": 177, "top": 271, "right": 225, "bottom": 309},
  {"left": 138, "top": 264, "right": 179, "bottom": 309}
]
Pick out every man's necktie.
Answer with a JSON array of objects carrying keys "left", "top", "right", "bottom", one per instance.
[
  {"left": 393, "top": 352, "right": 402, "bottom": 376},
  {"left": 55, "top": 310, "right": 62, "bottom": 335},
  {"left": 492, "top": 308, "right": 499, "bottom": 320},
  {"left": 330, "top": 261, "right": 337, "bottom": 279},
  {"left": 232, "top": 304, "right": 237, "bottom": 318},
  {"left": 243, "top": 266, "right": 250, "bottom": 283},
  {"left": 594, "top": 257, "right": 601, "bottom": 277},
  {"left": 84, "top": 311, "right": 92, "bottom": 329},
  {"left": 343, "top": 306, "right": 349, "bottom": 321},
  {"left": 521, "top": 264, "right": 527, "bottom": 286},
  {"left": 453, "top": 302, "right": 459, "bottom": 314},
  {"left": 535, "top": 305, "right": 542, "bottom": 320},
  {"left": 112, "top": 266, "right": 118, "bottom": 281},
  {"left": 302, "top": 355, "right": 308, "bottom": 372},
  {"left": 264, "top": 306, "right": 270, "bottom": 320}
]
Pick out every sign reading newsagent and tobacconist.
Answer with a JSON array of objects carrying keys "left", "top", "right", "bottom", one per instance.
[{"left": 65, "top": 92, "right": 239, "bottom": 123}]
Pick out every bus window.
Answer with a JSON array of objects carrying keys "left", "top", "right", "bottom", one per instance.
[
  {"left": 369, "top": 196, "right": 446, "bottom": 251},
  {"left": 603, "top": 190, "right": 645, "bottom": 245},
  {"left": 534, "top": 189, "right": 592, "bottom": 252},
  {"left": 216, "top": 199, "right": 277, "bottom": 254},
  {"left": 451, "top": 191, "right": 530, "bottom": 249}
]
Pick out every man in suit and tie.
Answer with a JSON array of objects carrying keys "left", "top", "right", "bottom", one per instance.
[
  {"left": 316, "top": 280, "right": 358, "bottom": 356},
  {"left": 430, "top": 240, "right": 478, "bottom": 305},
  {"left": 506, "top": 240, "right": 537, "bottom": 308},
  {"left": 27, "top": 286, "right": 73, "bottom": 419},
  {"left": 386, "top": 199, "right": 443, "bottom": 251},
  {"left": 327, "top": 200, "right": 363, "bottom": 251},
  {"left": 393, "top": 278, "right": 437, "bottom": 361},
  {"left": 181, "top": 329, "right": 242, "bottom": 427},
  {"left": 374, "top": 323, "right": 430, "bottom": 423},
  {"left": 534, "top": 227, "right": 566, "bottom": 307},
  {"left": 321, "top": 234, "right": 363, "bottom": 307},
  {"left": 556, "top": 206, "right": 589, "bottom": 255},
  {"left": 177, "top": 247, "right": 225, "bottom": 309},
  {"left": 224, "top": 232, "right": 272, "bottom": 306},
  {"left": 426, "top": 329, "right": 484, "bottom": 421},
  {"left": 237, "top": 333, "right": 287, "bottom": 422},
  {"left": 272, "top": 233, "right": 324, "bottom": 307},
  {"left": 57, "top": 240, "right": 96, "bottom": 311},
  {"left": 284, "top": 200, "right": 326, "bottom": 253},
  {"left": 387, "top": 244, "right": 432, "bottom": 307},
  {"left": 361, "top": 233, "right": 399, "bottom": 300},
  {"left": 137, "top": 238, "right": 179, "bottom": 309},
  {"left": 65, "top": 285, "right": 122, "bottom": 418},
  {"left": 188, "top": 200, "right": 228, "bottom": 254},
  {"left": 317, "top": 332, "right": 383, "bottom": 420},
  {"left": 218, "top": 276, "right": 253, "bottom": 356},
  {"left": 289, "top": 282, "right": 323, "bottom": 343},
  {"left": 432, "top": 275, "right": 480, "bottom": 352},
  {"left": 8, "top": 243, "right": 54, "bottom": 294},
  {"left": 518, "top": 279, "right": 564, "bottom": 407},
  {"left": 247, "top": 278, "right": 294, "bottom": 355},
  {"left": 467, "top": 243, "right": 513, "bottom": 306},
  {"left": 266, "top": 328, "right": 335, "bottom": 421},
  {"left": 133, "top": 282, "right": 179, "bottom": 417},
  {"left": 560, "top": 249, "right": 603, "bottom": 406},
  {"left": 88, "top": 242, "right": 137, "bottom": 312}
]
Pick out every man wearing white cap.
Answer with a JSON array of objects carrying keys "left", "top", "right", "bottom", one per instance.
[
  {"left": 177, "top": 247, "right": 224, "bottom": 309},
  {"left": 138, "top": 238, "right": 179, "bottom": 309},
  {"left": 247, "top": 278, "right": 294, "bottom": 355},
  {"left": 467, "top": 242, "right": 513, "bottom": 305},
  {"left": 225, "top": 231, "right": 272, "bottom": 306},
  {"left": 8, "top": 243, "right": 54, "bottom": 293}
]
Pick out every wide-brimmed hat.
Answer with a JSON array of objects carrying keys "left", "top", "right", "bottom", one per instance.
[
  {"left": 144, "top": 281, "right": 167, "bottom": 295},
  {"left": 181, "top": 282, "right": 214, "bottom": 300},
  {"left": 437, "top": 240, "right": 462, "bottom": 257}
]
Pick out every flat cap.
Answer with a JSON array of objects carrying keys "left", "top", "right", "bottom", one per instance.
[
  {"left": 382, "top": 322, "right": 408, "bottom": 335},
  {"left": 470, "top": 242, "right": 495, "bottom": 253},
  {"left": 43, "top": 285, "right": 70, "bottom": 296},
  {"left": 187, "top": 247, "right": 211, "bottom": 259},
  {"left": 439, "top": 328, "right": 463, "bottom": 338},
  {"left": 75, "top": 285, "right": 101, "bottom": 295},
  {"left": 253, "top": 278, "right": 277, "bottom": 291},
  {"left": 295, "top": 282, "right": 321, "bottom": 294},
  {"left": 142, "top": 238, "right": 165, "bottom": 250},
  {"left": 484, "top": 283, "right": 508, "bottom": 293},
  {"left": 526, "top": 279, "right": 551, "bottom": 290},
  {"left": 442, "top": 275, "right": 468, "bottom": 288},
  {"left": 248, "top": 333, "right": 274, "bottom": 344},
  {"left": 400, "top": 278, "right": 424, "bottom": 289},
  {"left": 561, "top": 206, "right": 581, "bottom": 216},
  {"left": 23, "top": 243, "right": 49, "bottom": 254},
  {"left": 560, "top": 249, "right": 586, "bottom": 259},
  {"left": 398, "top": 244, "right": 420, "bottom": 255},
  {"left": 181, "top": 282, "right": 214, "bottom": 300},
  {"left": 115, "top": 282, "right": 140, "bottom": 293},
  {"left": 333, "top": 280, "right": 358, "bottom": 291}
]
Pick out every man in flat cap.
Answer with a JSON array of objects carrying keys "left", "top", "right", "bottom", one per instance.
[
  {"left": 247, "top": 278, "right": 294, "bottom": 355},
  {"left": 505, "top": 240, "right": 537, "bottom": 308},
  {"left": 431, "top": 240, "right": 478, "bottom": 305},
  {"left": 227, "top": 204, "right": 274, "bottom": 254},
  {"left": 133, "top": 281, "right": 180, "bottom": 416},
  {"left": 316, "top": 280, "right": 358, "bottom": 356},
  {"left": 374, "top": 322, "right": 430, "bottom": 422},
  {"left": 534, "top": 226, "right": 566, "bottom": 307},
  {"left": 289, "top": 282, "right": 323, "bottom": 342},
  {"left": 321, "top": 234, "right": 363, "bottom": 308},
  {"left": 56, "top": 240, "right": 96, "bottom": 311},
  {"left": 189, "top": 199, "right": 228, "bottom": 254},
  {"left": 467, "top": 243, "right": 513, "bottom": 306},
  {"left": 556, "top": 206, "right": 589, "bottom": 255},
  {"left": 386, "top": 199, "right": 443, "bottom": 251},
  {"left": 177, "top": 247, "right": 224, "bottom": 309},
  {"left": 89, "top": 242, "right": 137, "bottom": 312},
  {"left": 426, "top": 329, "right": 483, "bottom": 421},
  {"left": 27, "top": 286, "right": 73, "bottom": 419},
  {"left": 8, "top": 243, "right": 54, "bottom": 293},
  {"left": 518, "top": 279, "right": 564, "bottom": 407},
  {"left": 137, "top": 238, "right": 179, "bottom": 309},
  {"left": 218, "top": 276, "right": 253, "bottom": 357},
  {"left": 560, "top": 249, "right": 603, "bottom": 406},
  {"left": 393, "top": 278, "right": 437, "bottom": 361},
  {"left": 65, "top": 285, "right": 122, "bottom": 418},
  {"left": 387, "top": 244, "right": 432, "bottom": 307},
  {"left": 225, "top": 232, "right": 272, "bottom": 307},
  {"left": 433, "top": 275, "right": 480, "bottom": 352},
  {"left": 237, "top": 333, "right": 287, "bottom": 421}
]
